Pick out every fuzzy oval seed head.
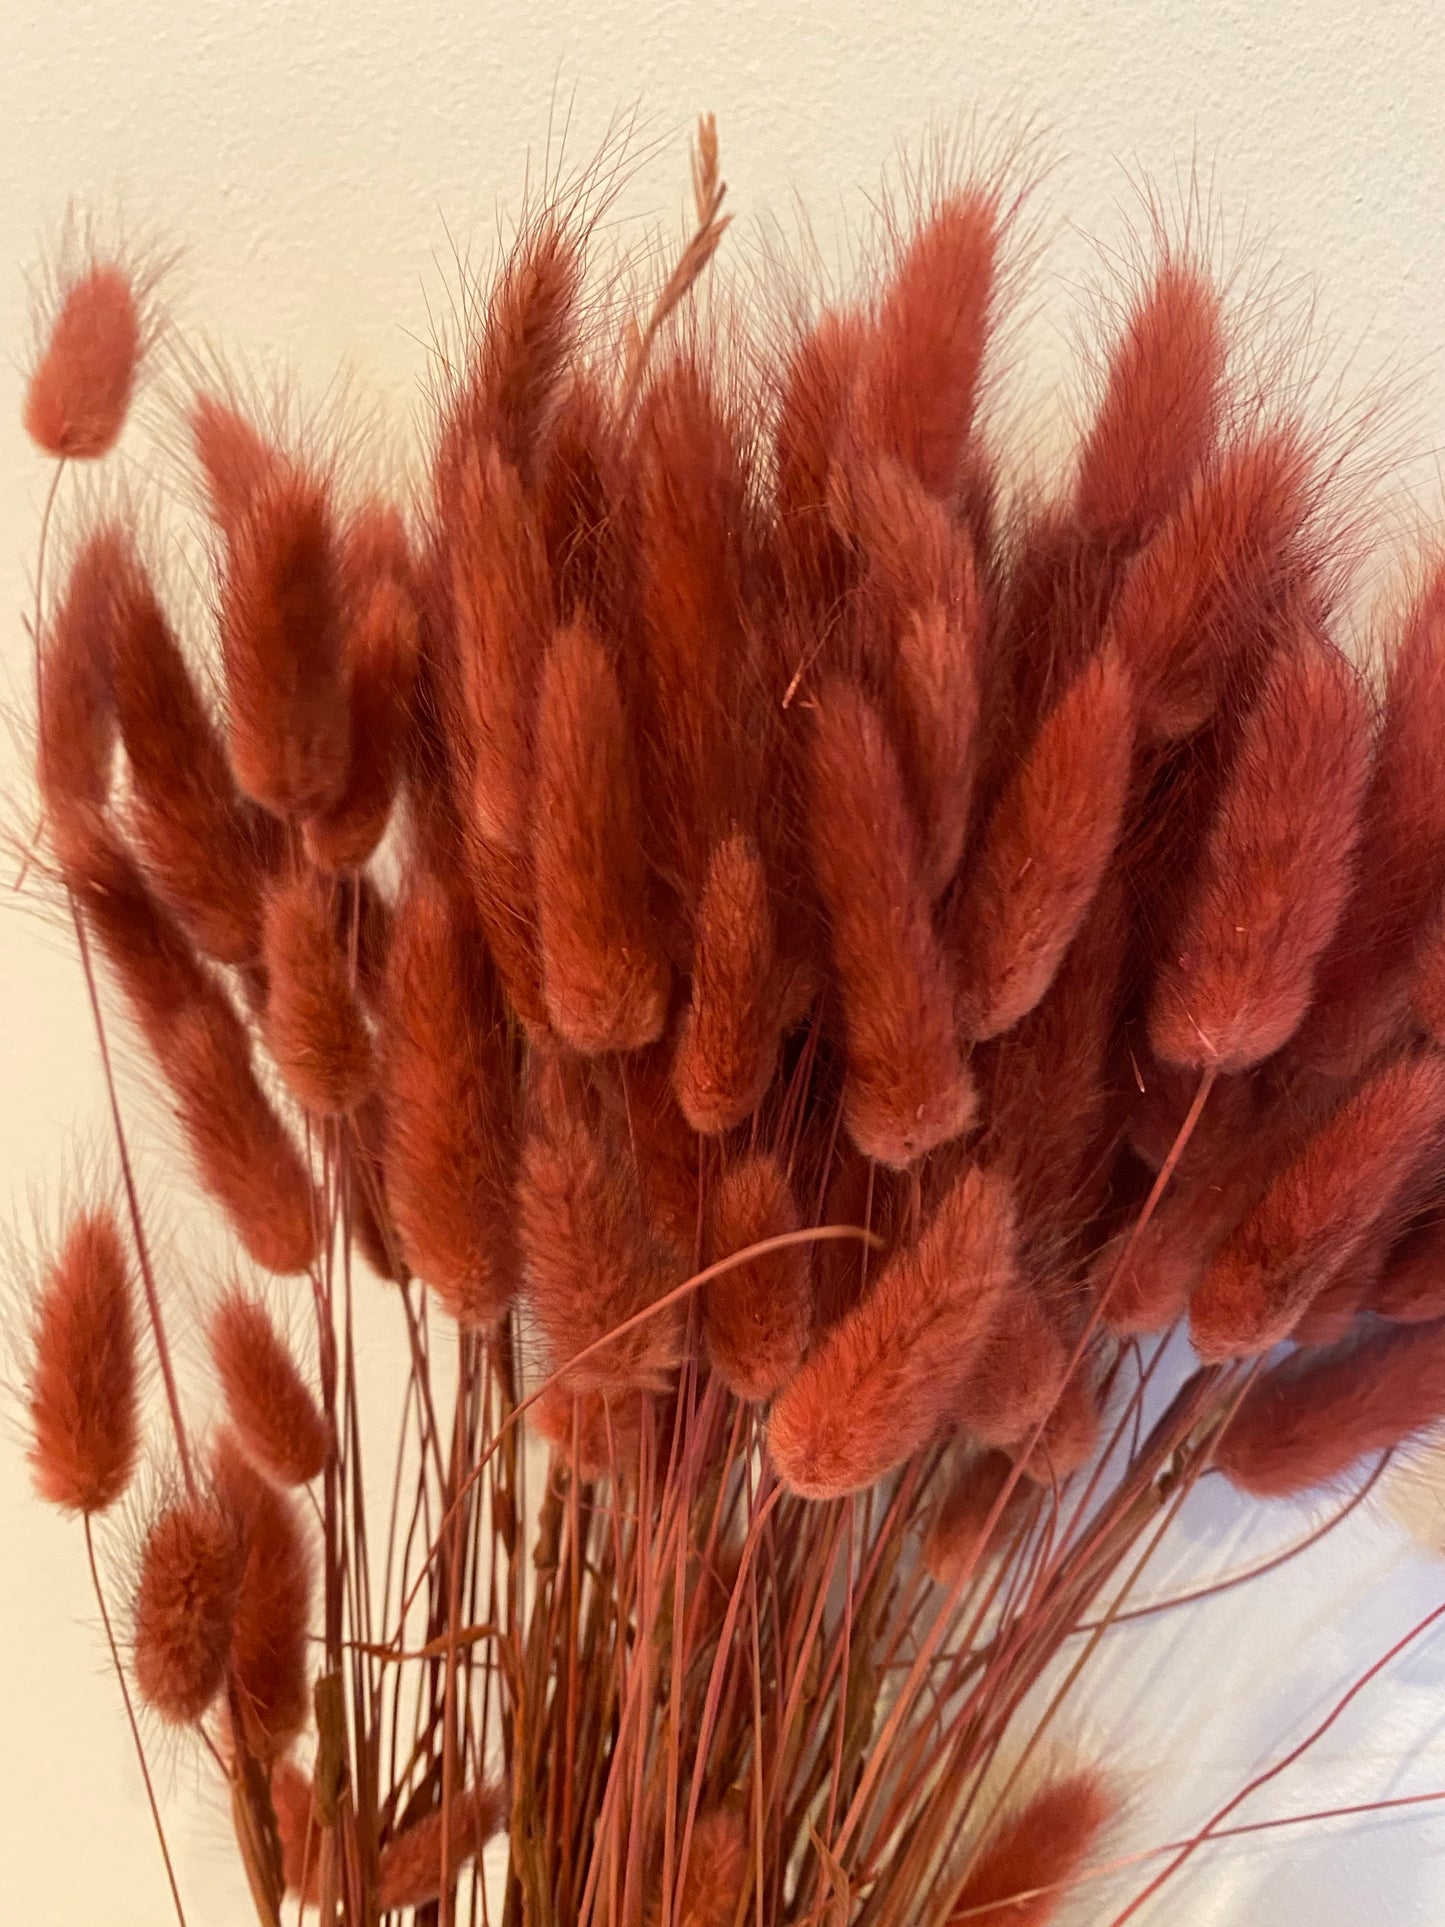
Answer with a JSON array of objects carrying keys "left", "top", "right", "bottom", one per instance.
[
  {"left": 768, "top": 1163, "right": 1016, "bottom": 1496},
  {"left": 212, "top": 1432, "right": 314, "bottom": 1760},
  {"left": 210, "top": 1291, "right": 328, "bottom": 1485},
  {"left": 949, "top": 1769, "right": 1114, "bottom": 1927},
  {"left": 133, "top": 1498, "right": 244, "bottom": 1724},
  {"left": 703, "top": 1152, "right": 813, "bottom": 1401},
  {"left": 1149, "top": 636, "right": 1370, "bottom": 1074},
  {"left": 27, "top": 1208, "right": 139, "bottom": 1515},
  {"left": 25, "top": 261, "right": 144, "bottom": 459}
]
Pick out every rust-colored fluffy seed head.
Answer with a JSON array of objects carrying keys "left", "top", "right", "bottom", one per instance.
[
  {"left": 1373, "top": 1215, "right": 1445, "bottom": 1324},
  {"left": 447, "top": 444, "right": 550, "bottom": 854},
  {"left": 210, "top": 1291, "right": 328, "bottom": 1486},
  {"left": 1017, "top": 1357, "right": 1102, "bottom": 1482},
  {"left": 775, "top": 308, "right": 865, "bottom": 594},
  {"left": 978, "top": 864, "right": 1130, "bottom": 1246},
  {"left": 896, "top": 586, "right": 980, "bottom": 900},
  {"left": 530, "top": 1379, "right": 652, "bottom": 1482},
  {"left": 104, "top": 532, "right": 276, "bottom": 964},
  {"left": 954, "top": 1274, "right": 1069, "bottom": 1447},
  {"left": 1192, "top": 1050, "right": 1445, "bottom": 1360},
  {"left": 304, "top": 526, "right": 419, "bottom": 869},
  {"left": 162, "top": 991, "right": 321, "bottom": 1275},
  {"left": 533, "top": 616, "right": 669, "bottom": 1050},
  {"left": 27, "top": 1207, "right": 138, "bottom": 1514},
  {"left": 1105, "top": 432, "right": 1309, "bottom": 742},
  {"left": 924, "top": 1448, "right": 1034, "bottom": 1586},
  {"left": 827, "top": 442, "right": 984, "bottom": 896},
  {"left": 61, "top": 829, "right": 320, "bottom": 1275},
  {"left": 37, "top": 529, "right": 123, "bottom": 878},
  {"left": 376, "top": 1783, "right": 508, "bottom": 1912},
  {"left": 133, "top": 1497, "right": 244, "bottom": 1724},
  {"left": 1149, "top": 634, "right": 1370, "bottom": 1073},
  {"left": 1301, "top": 562, "right": 1445, "bottom": 1080},
  {"left": 674, "top": 832, "right": 788, "bottom": 1132},
  {"left": 211, "top": 1432, "right": 313, "bottom": 1760},
  {"left": 25, "top": 259, "right": 145, "bottom": 458},
  {"left": 670, "top": 1807, "right": 748, "bottom": 1927},
  {"left": 1074, "top": 257, "right": 1225, "bottom": 540},
  {"left": 219, "top": 463, "right": 349, "bottom": 817},
  {"left": 807, "top": 678, "right": 975, "bottom": 1167},
  {"left": 768, "top": 1163, "right": 1016, "bottom": 1497},
  {"left": 1215, "top": 1320, "right": 1445, "bottom": 1497},
  {"left": 953, "top": 647, "right": 1135, "bottom": 1041},
  {"left": 190, "top": 393, "right": 281, "bottom": 544},
  {"left": 518, "top": 1088, "right": 684, "bottom": 1396},
  {"left": 1411, "top": 898, "right": 1445, "bottom": 1050},
  {"left": 381, "top": 873, "right": 517, "bottom": 1322},
  {"left": 261, "top": 870, "right": 375, "bottom": 1115},
  {"left": 853, "top": 189, "right": 1002, "bottom": 497},
  {"left": 949, "top": 1770, "right": 1114, "bottom": 1927},
  {"left": 270, "top": 1757, "right": 321, "bottom": 1902},
  {"left": 703, "top": 1152, "right": 813, "bottom": 1401},
  {"left": 437, "top": 214, "right": 582, "bottom": 496}
]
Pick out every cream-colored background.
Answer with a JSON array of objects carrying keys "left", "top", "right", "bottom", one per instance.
[{"left": 4, "top": 2, "right": 1445, "bottom": 1921}]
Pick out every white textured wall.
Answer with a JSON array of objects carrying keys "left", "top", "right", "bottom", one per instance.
[{"left": 3, "top": 3, "right": 1445, "bottom": 1922}]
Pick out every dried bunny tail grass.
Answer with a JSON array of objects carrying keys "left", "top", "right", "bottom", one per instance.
[
  {"left": 924, "top": 1447, "right": 1037, "bottom": 1586},
  {"left": 260, "top": 869, "right": 376, "bottom": 1116},
  {"left": 219, "top": 458, "right": 349, "bottom": 817},
  {"left": 1149, "top": 630, "right": 1370, "bottom": 1073},
  {"left": 948, "top": 1767, "right": 1115, "bottom": 1927},
  {"left": 767, "top": 1162, "right": 1016, "bottom": 1497},
  {"left": 1214, "top": 1320, "right": 1445, "bottom": 1498},
  {"left": 212, "top": 1430, "right": 314, "bottom": 1761},
  {"left": 534, "top": 614, "right": 670, "bottom": 1050},
  {"left": 271, "top": 1757, "right": 321, "bottom": 1903},
  {"left": 103, "top": 528, "right": 278, "bottom": 964},
  {"left": 1191, "top": 1049, "right": 1445, "bottom": 1360},
  {"left": 773, "top": 306, "right": 866, "bottom": 595},
  {"left": 978, "top": 864, "right": 1131, "bottom": 1246},
  {"left": 381, "top": 871, "right": 516, "bottom": 1322},
  {"left": 952, "top": 645, "right": 1134, "bottom": 1041},
  {"left": 26, "top": 1205, "right": 139, "bottom": 1514},
  {"left": 897, "top": 582, "right": 980, "bottom": 900},
  {"left": 304, "top": 505, "right": 419, "bottom": 869},
  {"left": 1410, "top": 895, "right": 1445, "bottom": 1049},
  {"left": 160, "top": 995, "right": 322, "bottom": 1276},
  {"left": 657, "top": 1805, "right": 747, "bottom": 1927},
  {"left": 209, "top": 1289, "right": 328, "bottom": 1486},
  {"left": 376, "top": 1782, "right": 508, "bottom": 1912},
  {"left": 1304, "top": 558, "right": 1445, "bottom": 1080},
  {"left": 827, "top": 448, "right": 981, "bottom": 894},
  {"left": 189, "top": 392, "right": 285, "bottom": 543},
  {"left": 446, "top": 443, "right": 551, "bottom": 855},
  {"left": 529, "top": 1378, "right": 652, "bottom": 1483},
  {"left": 630, "top": 353, "right": 761, "bottom": 884},
  {"left": 1372, "top": 1214, "right": 1445, "bottom": 1324},
  {"left": 132, "top": 1492, "right": 245, "bottom": 1724},
  {"left": 852, "top": 183, "right": 1005, "bottom": 497},
  {"left": 24, "top": 232, "right": 164, "bottom": 459},
  {"left": 1104, "top": 428, "right": 1312, "bottom": 742},
  {"left": 806, "top": 677, "right": 974, "bottom": 1167},
  {"left": 702, "top": 1151, "right": 813, "bottom": 1401},
  {"left": 953, "top": 1273, "right": 1070, "bottom": 1450},
  {"left": 518, "top": 1074, "right": 684, "bottom": 1395},
  {"left": 673, "top": 831, "right": 793, "bottom": 1133},
  {"left": 66, "top": 831, "right": 320, "bottom": 1274},
  {"left": 437, "top": 209, "right": 584, "bottom": 493},
  {"left": 36, "top": 527, "right": 119, "bottom": 877},
  {"left": 1073, "top": 253, "right": 1225, "bottom": 540}
]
